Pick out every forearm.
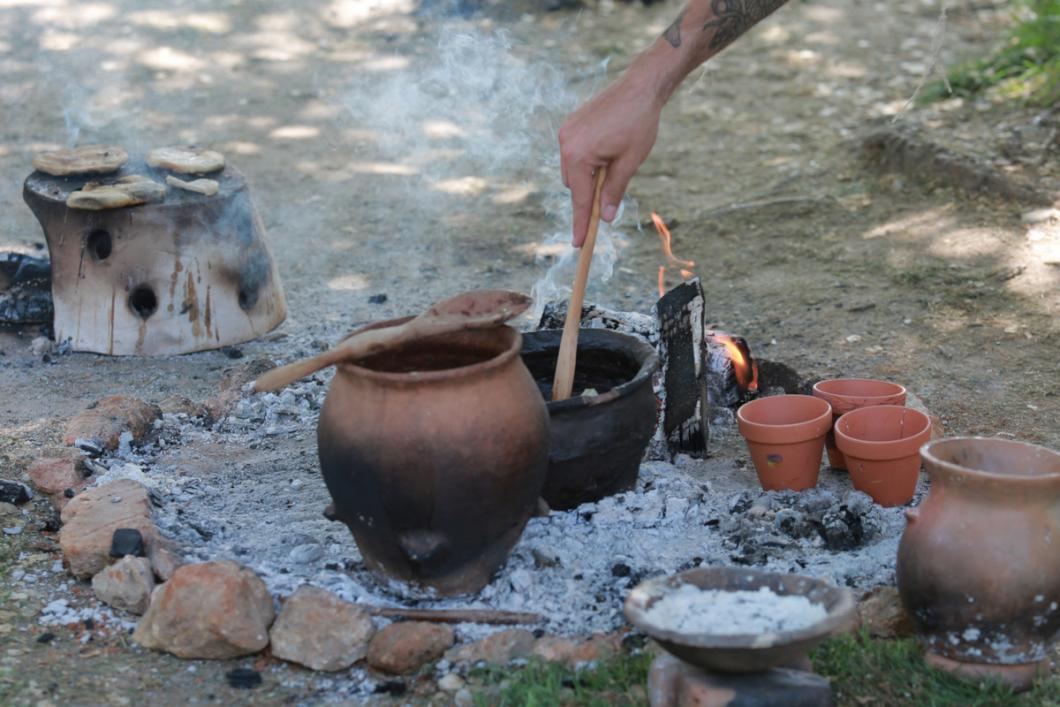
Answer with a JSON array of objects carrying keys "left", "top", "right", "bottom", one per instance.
[{"left": 626, "top": 0, "right": 791, "bottom": 106}]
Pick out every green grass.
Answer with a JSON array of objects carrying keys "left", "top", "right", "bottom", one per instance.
[
  {"left": 923, "top": 0, "right": 1060, "bottom": 105},
  {"left": 815, "top": 632, "right": 1060, "bottom": 706},
  {"left": 471, "top": 635, "right": 1060, "bottom": 706},
  {"left": 471, "top": 652, "right": 651, "bottom": 707}
]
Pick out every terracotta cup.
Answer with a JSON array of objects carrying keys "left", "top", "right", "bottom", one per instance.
[
  {"left": 812, "top": 379, "right": 907, "bottom": 471},
  {"left": 834, "top": 405, "right": 931, "bottom": 506},
  {"left": 737, "top": 395, "right": 831, "bottom": 492}
]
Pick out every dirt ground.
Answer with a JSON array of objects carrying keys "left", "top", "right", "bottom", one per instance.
[{"left": 1, "top": 0, "right": 1058, "bottom": 704}]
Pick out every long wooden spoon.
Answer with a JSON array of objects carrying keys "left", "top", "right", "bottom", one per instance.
[
  {"left": 253, "top": 289, "right": 532, "bottom": 393},
  {"left": 552, "top": 166, "right": 607, "bottom": 401}
]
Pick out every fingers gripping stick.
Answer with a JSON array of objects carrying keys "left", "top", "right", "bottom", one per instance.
[{"left": 552, "top": 167, "right": 608, "bottom": 402}]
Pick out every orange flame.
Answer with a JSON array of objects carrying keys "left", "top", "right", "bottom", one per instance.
[
  {"left": 652, "top": 212, "right": 695, "bottom": 296},
  {"left": 712, "top": 333, "right": 759, "bottom": 392}
]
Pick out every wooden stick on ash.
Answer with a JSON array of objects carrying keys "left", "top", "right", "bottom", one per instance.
[
  {"left": 552, "top": 167, "right": 608, "bottom": 401},
  {"left": 366, "top": 607, "right": 543, "bottom": 625}
]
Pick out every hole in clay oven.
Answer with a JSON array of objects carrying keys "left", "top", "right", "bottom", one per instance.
[
  {"left": 128, "top": 285, "right": 158, "bottom": 320},
  {"left": 86, "top": 229, "right": 112, "bottom": 261}
]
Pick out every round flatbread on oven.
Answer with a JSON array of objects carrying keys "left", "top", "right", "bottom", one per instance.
[
  {"left": 146, "top": 146, "right": 225, "bottom": 174},
  {"left": 165, "top": 175, "right": 219, "bottom": 196},
  {"left": 67, "top": 175, "right": 167, "bottom": 210},
  {"left": 32, "top": 145, "right": 128, "bottom": 177}
]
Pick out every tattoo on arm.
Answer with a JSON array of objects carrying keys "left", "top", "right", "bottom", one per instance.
[
  {"left": 662, "top": 10, "right": 686, "bottom": 48},
  {"left": 702, "top": 0, "right": 788, "bottom": 51}
]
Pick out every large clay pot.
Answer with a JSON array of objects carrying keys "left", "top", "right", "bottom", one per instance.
[
  {"left": 834, "top": 405, "right": 931, "bottom": 507},
  {"left": 736, "top": 395, "right": 831, "bottom": 492},
  {"left": 897, "top": 437, "right": 1060, "bottom": 690},
  {"left": 812, "top": 379, "right": 906, "bottom": 471},
  {"left": 317, "top": 320, "right": 550, "bottom": 597},
  {"left": 520, "top": 329, "right": 659, "bottom": 510}
]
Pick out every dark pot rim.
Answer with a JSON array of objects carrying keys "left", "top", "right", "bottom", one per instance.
[
  {"left": 334, "top": 315, "right": 523, "bottom": 385},
  {"left": 522, "top": 328, "right": 659, "bottom": 414}
]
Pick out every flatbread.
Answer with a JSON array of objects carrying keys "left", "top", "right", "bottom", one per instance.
[
  {"left": 146, "top": 146, "right": 225, "bottom": 174},
  {"left": 67, "top": 175, "right": 166, "bottom": 210},
  {"left": 165, "top": 175, "right": 219, "bottom": 196},
  {"left": 33, "top": 145, "right": 128, "bottom": 177}
]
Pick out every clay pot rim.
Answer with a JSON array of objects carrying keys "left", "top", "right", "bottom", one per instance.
[
  {"left": 737, "top": 394, "right": 832, "bottom": 442},
  {"left": 522, "top": 328, "right": 660, "bottom": 414},
  {"left": 334, "top": 316, "right": 522, "bottom": 384},
  {"left": 834, "top": 405, "right": 932, "bottom": 459},
  {"left": 921, "top": 436, "right": 1060, "bottom": 484},
  {"left": 812, "top": 378, "right": 906, "bottom": 404}
]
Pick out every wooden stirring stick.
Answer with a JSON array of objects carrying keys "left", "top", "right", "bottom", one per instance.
[{"left": 552, "top": 166, "right": 608, "bottom": 401}]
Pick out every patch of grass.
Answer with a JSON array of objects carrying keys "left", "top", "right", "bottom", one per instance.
[
  {"left": 923, "top": 0, "right": 1060, "bottom": 105},
  {"left": 813, "top": 632, "right": 1060, "bottom": 706},
  {"left": 471, "top": 653, "right": 651, "bottom": 707},
  {"left": 473, "top": 636, "right": 1060, "bottom": 706}
]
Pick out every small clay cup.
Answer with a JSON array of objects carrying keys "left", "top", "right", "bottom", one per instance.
[
  {"left": 812, "top": 379, "right": 907, "bottom": 471},
  {"left": 834, "top": 405, "right": 930, "bottom": 507},
  {"left": 737, "top": 395, "right": 831, "bottom": 492}
]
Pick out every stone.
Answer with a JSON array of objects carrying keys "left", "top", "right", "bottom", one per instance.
[
  {"left": 438, "top": 673, "right": 465, "bottom": 692},
  {"left": 531, "top": 635, "right": 580, "bottom": 663},
  {"left": 0, "top": 480, "right": 31, "bottom": 505},
  {"left": 91, "top": 556, "right": 155, "bottom": 615},
  {"left": 133, "top": 560, "right": 274, "bottom": 659},
  {"left": 856, "top": 586, "right": 914, "bottom": 639},
  {"left": 269, "top": 586, "right": 376, "bottom": 671},
  {"left": 288, "top": 543, "right": 324, "bottom": 564},
  {"left": 648, "top": 652, "right": 834, "bottom": 707},
  {"left": 63, "top": 396, "right": 162, "bottom": 450},
  {"left": 531, "top": 632, "right": 622, "bottom": 666},
  {"left": 0, "top": 502, "right": 20, "bottom": 524},
  {"left": 225, "top": 668, "right": 262, "bottom": 689},
  {"left": 367, "top": 622, "right": 454, "bottom": 675},
  {"left": 445, "top": 629, "right": 536, "bottom": 666},
  {"left": 157, "top": 395, "right": 203, "bottom": 417},
  {"left": 59, "top": 480, "right": 157, "bottom": 579},
  {"left": 26, "top": 458, "right": 86, "bottom": 500},
  {"left": 109, "top": 528, "right": 146, "bottom": 558},
  {"left": 202, "top": 358, "right": 275, "bottom": 421},
  {"left": 453, "top": 688, "right": 474, "bottom": 707},
  {"left": 147, "top": 538, "right": 185, "bottom": 581}
]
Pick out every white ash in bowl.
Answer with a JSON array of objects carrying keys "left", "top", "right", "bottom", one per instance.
[{"left": 643, "top": 584, "right": 828, "bottom": 636}]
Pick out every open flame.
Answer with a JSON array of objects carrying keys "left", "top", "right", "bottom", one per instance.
[
  {"left": 651, "top": 212, "right": 695, "bottom": 297},
  {"left": 711, "top": 333, "right": 759, "bottom": 393}
]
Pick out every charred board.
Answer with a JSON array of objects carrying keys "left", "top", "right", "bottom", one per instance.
[{"left": 654, "top": 279, "right": 707, "bottom": 456}]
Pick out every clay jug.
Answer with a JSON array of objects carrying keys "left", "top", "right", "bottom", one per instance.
[
  {"left": 317, "top": 319, "right": 550, "bottom": 597},
  {"left": 897, "top": 437, "right": 1060, "bottom": 689}
]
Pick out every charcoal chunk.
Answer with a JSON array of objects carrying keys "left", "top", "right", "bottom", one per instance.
[
  {"left": 225, "top": 668, "right": 262, "bottom": 689},
  {"left": 109, "top": 528, "right": 146, "bottom": 558},
  {"left": 0, "top": 480, "right": 31, "bottom": 505}
]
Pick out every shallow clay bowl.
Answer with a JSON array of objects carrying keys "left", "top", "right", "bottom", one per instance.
[{"left": 624, "top": 567, "right": 856, "bottom": 673}]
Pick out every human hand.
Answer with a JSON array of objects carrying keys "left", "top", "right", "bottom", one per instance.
[{"left": 559, "top": 72, "right": 664, "bottom": 246}]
